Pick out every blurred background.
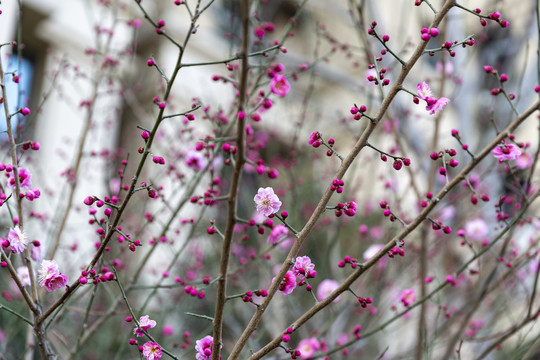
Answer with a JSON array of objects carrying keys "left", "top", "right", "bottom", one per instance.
[{"left": 0, "top": 0, "right": 539, "bottom": 359}]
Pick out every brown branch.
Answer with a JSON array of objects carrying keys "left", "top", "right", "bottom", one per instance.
[
  {"left": 211, "top": 0, "right": 249, "bottom": 359},
  {"left": 248, "top": 94, "right": 540, "bottom": 359},
  {"left": 228, "top": 1, "right": 458, "bottom": 359}
]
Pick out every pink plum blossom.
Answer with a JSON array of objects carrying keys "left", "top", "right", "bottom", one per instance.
[
  {"left": 162, "top": 325, "right": 174, "bottom": 337},
  {"left": 8, "top": 167, "right": 32, "bottom": 189},
  {"left": 254, "top": 187, "right": 282, "bottom": 217},
  {"left": 270, "top": 74, "right": 290, "bottom": 97},
  {"left": 267, "top": 224, "right": 289, "bottom": 245},
  {"left": 134, "top": 315, "right": 157, "bottom": 337},
  {"left": 7, "top": 226, "right": 28, "bottom": 254},
  {"left": 465, "top": 218, "right": 489, "bottom": 241},
  {"left": 400, "top": 288, "right": 416, "bottom": 307},
  {"left": 515, "top": 152, "right": 532, "bottom": 169},
  {"left": 316, "top": 279, "right": 341, "bottom": 302},
  {"left": 38, "top": 260, "right": 68, "bottom": 292},
  {"left": 142, "top": 341, "right": 162, "bottom": 360},
  {"left": 417, "top": 82, "right": 433, "bottom": 100},
  {"left": 25, "top": 188, "right": 40, "bottom": 201},
  {"left": 363, "top": 244, "right": 384, "bottom": 261},
  {"left": 417, "top": 82, "right": 450, "bottom": 115},
  {"left": 492, "top": 143, "right": 522, "bottom": 162},
  {"left": 17, "top": 266, "right": 31, "bottom": 286},
  {"left": 185, "top": 150, "right": 208, "bottom": 171},
  {"left": 195, "top": 335, "right": 219, "bottom": 360},
  {"left": 426, "top": 97, "right": 450, "bottom": 115},
  {"left": 297, "top": 337, "right": 321, "bottom": 359},
  {"left": 274, "top": 270, "right": 297, "bottom": 295},
  {"left": 292, "top": 256, "right": 315, "bottom": 280}
]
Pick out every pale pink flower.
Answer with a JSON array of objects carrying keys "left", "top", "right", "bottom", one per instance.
[
  {"left": 292, "top": 256, "right": 315, "bottom": 280},
  {"left": 8, "top": 167, "right": 32, "bottom": 189},
  {"left": 195, "top": 335, "right": 219, "bottom": 360},
  {"left": 162, "top": 325, "right": 174, "bottom": 337},
  {"left": 274, "top": 270, "right": 297, "bottom": 295},
  {"left": 400, "top": 288, "right": 416, "bottom": 307},
  {"left": 38, "top": 260, "right": 68, "bottom": 292},
  {"left": 516, "top": 152, "right": 532, "bottom": 169},
  {"left": 267, "top": 224, "right": 289, "bottom": 245},
  {"left": 363, "top": 244, "right": 384, "bottom": 261},
  {"left": 7, "top": 226, "right": 28, "bottom": 254},
  {"left": 254, "top": 187, "right": 282, "bottom": 217},
  {"left": 17, "top": 266, "right": 31, "bottom": 286},
  {"left": 436, "top": 60, "right": 454, "bottom": 76},
  {"left": 316, "top": 279, "right": 340, "bottom": 303},
  {"left": 134, "top": 315, "right": 157, "bottom": 337},
  {"left": 492, "top": 143, "right": 522, "bottom": 162},
  {"left": 142, "top": 341, "right": 162, "bottom": 360},
  {"left": 426, "top": 97, "right": 450, "bottom": 115},
  {"left": 297, "top": 337, "right": 321, "bottom": 359},
  {"left": 417, "top": 82, "right": 433, "bottom": 100},
  {"left": 270, "top": 74, "right": 290, "bottom": 97},
  {"left": 185, "top": 150, "right": 208, "bottom": 171},
  {"left": 25, "top": 188, "right": 40, "bottom": 201},
  {"left": 417, "top": 82, "right": 450, "bottom": 115},
  {"left": 465, "top": 218, "right": 488, "bottom": 241}
]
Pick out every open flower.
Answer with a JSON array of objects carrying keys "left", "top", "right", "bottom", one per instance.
[
  {"left": 7, "top": 226, "right": 28, "bottom": 254},
  {"left": 195, "top": 335, "right": 220, "bottom": 360},
  {"left": 38, "top": 260, "right": 68, "bottom": 292},
  {"left": 417, "top": 82, "right": 450, "bottom": 115},
  {"left": 267, "top": 224, "right": 289, "bottom": 245},
  {"left": 292, "top": 256, "right": 315, "bottom": 281},
  {"left": 492, "top": 143, "right": 521, "bottom": 162},
  {"left": 134, "top": 315, "right": 157, "bottom": 337},
  {"left": 142, "top": 341, "right": 162, "bottom": 360},
  {"left": 8, "top": 167, "right": 32, "bottom": 189},
  {"left": 400, "top": 288, "right": 416, "bottom": 307},
  {"left": 17, "top": 266, "right": 32, "bottom": 286},
  {"left": 297, "top": 337, "right": 321, "bottom": 359},
  {"left": 270, "top": 74, "right": 290, "bottom": 97},
  {"left": 254, "top": 187, "right": 282, "bottom": 217},
  {"left": 316, "top": 279, "right": 340, "bottom": 303},
  {"left": 274, "top": 270, "right": 297, "bottom": 295},
  {"left": 465, "top": 218, "right": 488, "bottom": 241}
]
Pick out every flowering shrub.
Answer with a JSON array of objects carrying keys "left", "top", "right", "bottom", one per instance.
[{"left": 0, "top": 1, "right": 539, "bottom": 360}]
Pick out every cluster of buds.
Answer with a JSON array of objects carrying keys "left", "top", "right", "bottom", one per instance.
[
  {"left": 20, "top": 140, "right": 40, "bottom": 152},
  {"left": 184, "top": 285, "right": 205, "bottom": 299},
  {"left": 330, "top": 178, "right": 344, "bottom": 193},
  {"left": 388, "top": 246, "right": 405, "bottom": 258},
  {"left": 484, "top": 65, "right": 515, "bottom": 98},
  {"left": 242, "top": 289, "right": 268, "bottom": 302},
  {"left": 430, "top": 148, "right": 459, "bottom": 176},
  {"left": 350, "top": 104, "right": 367, "bottom": 120},
  {"left": 335, "top": 201, "right": 357, "bottom": 217},
  {"left": 431, "top": 219, "right": 452, "bottom": 234},
  {"left": 152, "top": 156, "right": 165, "bottom": 165},
  {"left": 367, "top": 63, "right": 390, "bottom": 86},
  {"left": 221, "top": 143, "right": 237, "bottom": 155},
  {"left": 357, "top": 297, "right": 373, "bottom": 308},
  {"left": 495, "top": 195, "right": 510, "bottom": 222},
  {"left": 420, "top": 27, "right": 439, "bottom": 41},
  {"left": 281, "top": 327, "right": 294, "bottom": 343},
  {"left": 475, "top": 9, "right": 509, "bottom": 28},
  {"left": 337, "top": 255, "right": 359, "bottom": 269},
  {"left": 282, "top": 348, "right": 302, "bottom": 360},
  {"left": 391, "top": 157, "right": 411, "bottom": 171},
  {"left": 152, "top": 96, "right": 166, "bottom": 109},
  {"left": 379, "top": 201, "right": 401, "bottom": 223},
  {"left": 155, "top": 19, "right": 165, "bottom": 35},
  {"left": 79, "top": 267, "right": 115, "bottom": 285},
  {"left": 353, "top": 324, "right": 362, "bottom": 339}
]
